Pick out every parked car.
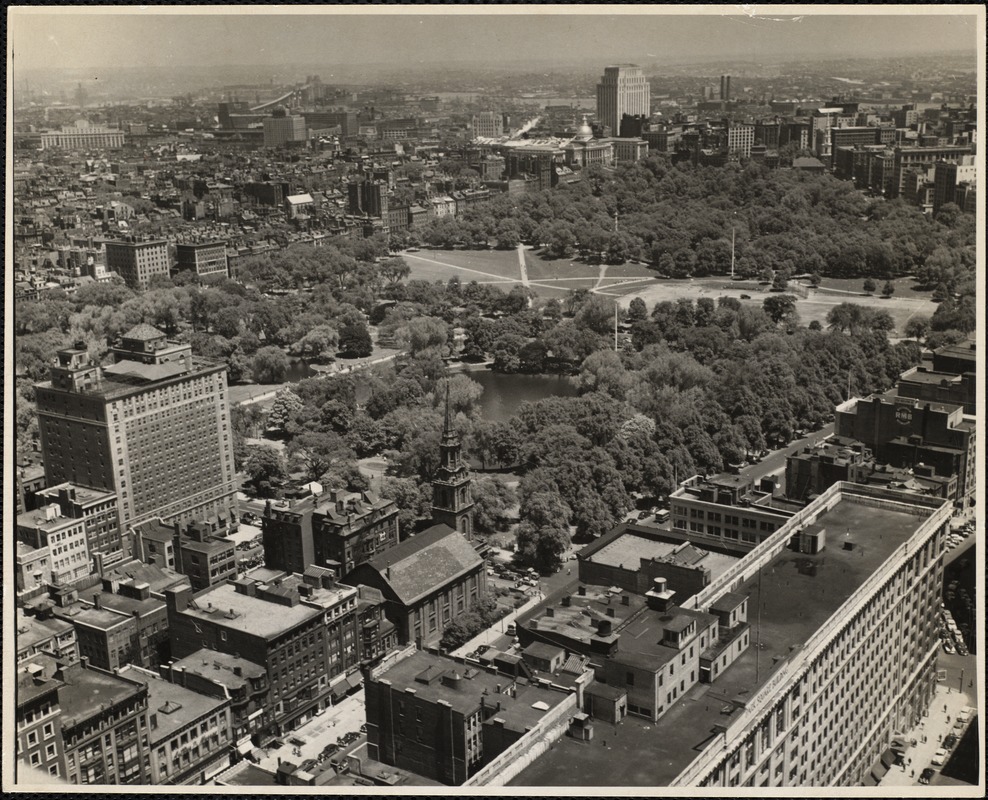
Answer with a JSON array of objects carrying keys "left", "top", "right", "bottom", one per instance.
[
  {"left": 506, "top": 622, "right": 516, "bottom": 636},
  {"left": 919, "top": 767, "right": 934, "bottom": 784},
  {"left": 943, "top": 733, "right": 958, "bottom": 749},
  {"left": 931, "top": 749, "right": 948, "bottom": 767}
]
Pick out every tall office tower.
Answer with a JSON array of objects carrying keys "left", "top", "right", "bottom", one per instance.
[
  {"left": 596, "top": 65, "right": 651, "bottom": 135},
  {"left": 103, "top": 239, "right": 170, "bottom": 290},
  {"left": 35, "top": 325, "right": 238, "bottom": 533},
  {"left": 720, "top": 75, "right": 732, "bottom": 101}
]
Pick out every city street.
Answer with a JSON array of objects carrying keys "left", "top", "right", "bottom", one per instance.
[
  {"left": 254, "top": 688, "right": 367, "bottom": 774},
  {"left": 740, "top": 423, "right": 836, "bottom": 491},
  {"left": 878, "top": 651, "right": 978, "bottom": 788}
]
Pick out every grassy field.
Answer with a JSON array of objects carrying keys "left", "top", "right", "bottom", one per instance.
[
  {"left": 608, "top": 277, "right": 937, "bottom": 337},
  {"left": 403, "top": 247, "right": 658, "bottom": 299},
  {"left": 403, "top": 248, "right": 524, "bottom": 285}
]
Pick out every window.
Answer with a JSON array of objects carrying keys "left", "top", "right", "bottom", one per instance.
[{"left": 626, "top": 672, "right": 635, "bottom": 686}]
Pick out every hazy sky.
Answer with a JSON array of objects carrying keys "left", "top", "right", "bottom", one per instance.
[{"left": 9, "top": 7, "right": 981, "bottom": 73}]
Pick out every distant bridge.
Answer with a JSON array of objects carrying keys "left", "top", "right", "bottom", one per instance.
[{"left": 250, "top": 85, "right": 310, "bottom": 113}]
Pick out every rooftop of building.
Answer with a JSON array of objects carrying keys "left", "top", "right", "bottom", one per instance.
[
  {"left": 583, "top": 530, "right": 739, "bottom": 583},
  {"left": 214, "top": 760, "right": 279, "bottom": 786},
  {"left": 314, "top": 490, "right": 396, "bottom": 527},
  {"left": 372, "top": 650, "right": 568, "bottom": 729},
  {"left": 933, "top": 340, "right": 976, "bottom": 363},
  {"left": 37, "top": 482, "right": 117, "bottom": 505},
  {"left": 103, "top": 559, "right": 191, "bottom": 595},
  {"left": 898, "top": 366, "right": 970, "bottom": 386},
  {"left": 16, "top": 505, "right": 83, "bottom": 533},
  {"left": 356, "top": 523, "right": 482, "bottom": 606},
  {"left": 510, "top": 489, "right": 943, "bottom": 787},
  {"left": 16, "top": 654, "right": 64, "bottom": 707},
  {"left": 17, "top": 540, "right": 46, "bottom": 560},
  {"left": 169, "top": 648, "right": 266, "bottom": 689},
  {"left": 58, "top": 601, "right": 134, "bottom": 631},
  {"left": 790, "top": 435, "right": 870, "bottom": 462},
  {"left": 133, "top": 518, "right": 175, "bottom": 542},
  {"left": 118, "top": 665, "right": 228, "bottom": 744},
  {"left": 57, "top": 659, "right": 146, "bottom": 729},
  {"left": 179, "top": 579, "right": 326, "bottom": 639},
  {"left": 16, "top": 609, "right": 75, "bottom": 652}
]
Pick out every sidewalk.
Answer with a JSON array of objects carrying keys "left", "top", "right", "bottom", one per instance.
[
  {"left": 254, "top": 688, "right": 366, "bottom": 773},
  {"left": 878, "top": 675, "right": 977, "bottom": 787}
]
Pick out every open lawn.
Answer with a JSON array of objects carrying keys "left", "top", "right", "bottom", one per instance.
[
  {"left": 403, "top": 247, "right": 658, "bottom": 299},
  {"left": 609, "top": 277, "right": 937, "bottom": 337},
  {"left": 403, "top": 247, "right": 524, "bottom": 285}
]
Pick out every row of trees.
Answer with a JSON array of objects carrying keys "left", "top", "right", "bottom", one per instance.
[{"left": 412, "top": 154, "right": 976, "bottom": 282}]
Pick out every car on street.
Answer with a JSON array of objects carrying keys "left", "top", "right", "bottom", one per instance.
[
  {"left": 943, "top": 733, "right": 958, "bottom": 749},
  {"left": 931, "top": 749, "right": 948, "bottom": 767},
  {"left": 942, "top": 640, "right": 955, "bottom": 654},
  {"left": 919, "top": 767, "right": 934, "bottom": 784}
]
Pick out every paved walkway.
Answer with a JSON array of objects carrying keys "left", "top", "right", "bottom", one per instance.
[
  {"left": 254, "top": 688, "right": 366, "bottom": 773},
  {"left": 877, "top": 666, "right": 977, "bottom": 787}
]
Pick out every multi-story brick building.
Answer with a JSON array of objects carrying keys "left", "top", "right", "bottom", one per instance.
[
  {"left": 16, "top": 608, "right": 79, "bottom": 664},
  {"left": 175, "top": 241, "right": 229, "bottom": 279},
  {"left": 669, "top": 474, "right": 802, "bottom": 552},
  {"left": 163, "top": 650, "right": 271, "bottom": 748},
  {"left": 262, "top": 488, "right": 399, "bottom": 576},
  {"left": 48, "top": 656, "right": 153, "bottom": 785},
  {"left": 835, "top": 393, "right": 976, "bottom": 505},
  {"left": 16, "top": 542, "right": 54, "bottom": 602},
  {"left": 35, "top": 326, "right": 238, "bottom": 532},
  {"left": 312, "top": 490, "right": 400, "bottom": 575},
  {"left": 53, "top": 581, "right": 170, "bottom": 671},
  {"left": 365, "top": 648, "right": 573, "bottom": 785},
  {"left": 17, "top": 504, "right": 92, "bottom": 585},
  {"left": 36, "top": 483, "right": 122, "bottom": 558},
  {"left": 510, "top": 483, "right": 953, "bottom": 789},
  {"left": 103, "top": 239, "right": 170, "bottom": 289},
  {"left": 117, "top": 666, "right": 233, "bottom": 785},
  {"left": 15, "top": 656, "right": 68, "bottom": 782},
  {"left": 166, "top": 568, "right": 366, "bottom": 737}
]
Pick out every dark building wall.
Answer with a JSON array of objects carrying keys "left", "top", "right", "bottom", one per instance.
[
  {"left": 261, "top": 510, "right": 314, "bottom": 575},
  {"left": 365, "top": 677, "right": 472, "bottom": 784}
]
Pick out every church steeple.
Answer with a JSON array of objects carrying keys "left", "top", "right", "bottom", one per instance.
[{"left": 432, "top": 378, "right": 473, "bottom": 539}]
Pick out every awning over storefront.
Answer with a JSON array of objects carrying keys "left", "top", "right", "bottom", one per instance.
[
  {"left": 237, "top": 740, "right": 253, "bottom": 756},
  {"left": 344, "top": 673, "right": 363, "bottom": 692},
  {"left": 880, "top": 747, "right": 898, "bottom": 768}
]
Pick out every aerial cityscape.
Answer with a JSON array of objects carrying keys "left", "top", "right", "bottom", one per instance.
[{"left": 5, "top": 6, "right": 983, "bottom": 793}]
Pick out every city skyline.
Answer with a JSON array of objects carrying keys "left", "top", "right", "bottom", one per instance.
[
  {"left": 5, "top": 2, "right": 983, "bottom": 792},
  {"left": 9, "top": 7, "right": 981, "bottom": 74}
]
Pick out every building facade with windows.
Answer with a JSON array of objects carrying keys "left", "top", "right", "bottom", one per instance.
[
  {"left": 17, "top": 504, "right": 92, "bottom": 585},
  {"left": 41, "top": 123, "right": 125, "bottom": 150},
  {"left": 35, "top": 325, "right": 238, "bottom": 533},
  {"left": 175, "top": 241, "right": 229, "bottom": 279},
  {"left": 103, "top": 239, "right": 170, "bottom": 289},
  {"left": 510, "top": 484, "right": 953, "bottom": 789},
  {"left": 166, "top": 568, "right": 364, "bottom": 737},
  {"left": 596, "top": 65, "right": 650, "bottom": 135},
  {"left": 36, "top": 483, "right": 122, "bottom": 558},
  {"left": 670, "top": 474, "right": 800, "bottom": 552},
  {"left": 117, "top": 666, "right": 233, "bottom": 785}
]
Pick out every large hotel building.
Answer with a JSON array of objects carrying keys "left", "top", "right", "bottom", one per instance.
[
  {"left": 35, "top": 324, "right": 238, "bottom": 533},
  {"left": 510, "top": 482, "right": 954, "bottom": 788}
]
